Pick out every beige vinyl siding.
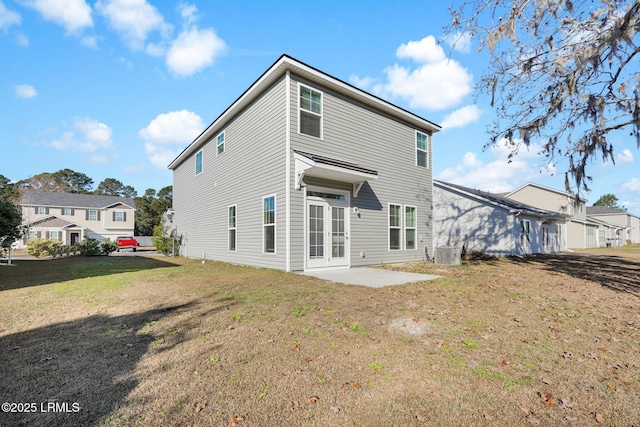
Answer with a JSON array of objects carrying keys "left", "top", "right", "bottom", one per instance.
[
  {"left": 173, "top": 77, "right": 287, "bottom": 269},
  {"left": 288, "top": 74, "right": 433, "bottom": 268}
]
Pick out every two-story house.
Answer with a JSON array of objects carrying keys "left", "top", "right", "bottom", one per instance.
[
  {"left": 169, "top": 55, "right": 440, "bottom": 272},
  {"left": 505, "top": 183, "right": 599, "bottom": 249},
  {"left": 19, "top": 191, "right": 136, "bottom": 246},
  {"left": 587, "top": 206, "right": 640, "bottom": 245}
]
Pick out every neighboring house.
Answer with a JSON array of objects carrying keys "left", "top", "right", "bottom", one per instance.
[
  {"left": 169, "top": 54, "right": 440, "bottom": 272},
  {"left": 587, "top": 206, "right": 640, "bottom": 245},
  {"left": 19, "top": 191, "right": 136, "bottom": 246},
  {"left": 505, "top": 183, "right": 599, "bottom": 249},
  {"left": 434, "top": 181, "right": 567, "bottom": 256},
  {"left": 586, "top": 216, "right": 625, "bottom": 248}
]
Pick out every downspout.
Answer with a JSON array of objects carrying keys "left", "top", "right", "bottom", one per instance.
[
  {"left": 285, "top": 70, "right": 291, "bottom": 272},
  {"left": 510, "top": 209, "right": 522, "bottom": 257}
]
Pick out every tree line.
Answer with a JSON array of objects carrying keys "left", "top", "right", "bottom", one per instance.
[{"left": 0, "top": 169, "right": 172, "bottom": 238}]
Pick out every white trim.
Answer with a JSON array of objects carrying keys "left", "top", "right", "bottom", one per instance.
[
  {"left": 216, "top": 131, "right": 225, "bottom": 156},
  {"left": 388, "top": 203, "right": 403, "bottom": 251},
  {"left": 285, "top": 71, "right": 291, "bottom": 271},
  {"left": 297, "top": 82, "right": 323, "bottom": 140},
  {"left": 262, "top": 194, "right": 276, "bottom": 255},
  {"left": 415, "top": 130, "right": 429, "bottom": 169},
  {"left": 228, "top": 204, "right": 237, "bottom": 252},
  {"left": 195, "top": 149, "right": 203, "bottom": 175},
  {"left": 404, "top": 205, "right": 417, "bottom": 250}
]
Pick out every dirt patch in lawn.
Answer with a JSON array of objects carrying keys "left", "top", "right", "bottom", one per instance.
[{"left": 1, "top": 250, "right": 639, "bottom": 426}]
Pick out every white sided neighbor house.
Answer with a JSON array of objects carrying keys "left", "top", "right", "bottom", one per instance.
[
  {"left": 169, "top": 55, "right": 440, "bottom": 272},
  {"left": 19, "top": 191, "right": 136, "bottom": 247}
]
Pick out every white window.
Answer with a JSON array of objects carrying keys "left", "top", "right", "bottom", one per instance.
[
  {"left": 587, "top": 227, "right": 595, "bottom": 245},
  {"left": 389, "top": 204, "right": 402, "bottom": 251},
  {"left": 28, "top": 230, "right": 37, "bottom": 240},
  {"left": 48, "top": 230, "right": 59, "bottom": 240},
  {"left": 217, "top": 132, "right": 225, "bottom": 155},
  {"left": 556, "top": 224, "right": 563, "bottom": 245},
  {"left": 299, "top": 85, "right": 322, "bottom": 138},
  {"left": 63, "top": 208, "right": 74, "bottom": 216},
  {"left": 263, "top": 195, "right": 275, "bottom": 253},
  {"left": 405, "top": 206, "right": 417, "bottom": 250},
  {"left": 542, "top": 226, "right": 549, "bottom": 247},
  {"left": 113, "top": 211, "right": 125, "bottom": 222},
  {"left": 36, "top": 207, "right": 47, "bottom": 214},
  {"left": 416, "top": 131, "right": 429, "bottom": 168},
  {"left": 228, "top": 205, "right": 237, "bottom": 251},
  {"left": 520, "top": 220, "right": 531, "bottom": 245},
  {"left": 88, "top": 210, "right": 98, "bottom": 221},
  {"left": 195, "top": 150, "right": 203, "bottom": 175}
]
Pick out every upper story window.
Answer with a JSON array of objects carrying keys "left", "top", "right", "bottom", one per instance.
[
  {"left": 416, "top": 131, "right": 429, "bottom": 168},
  {"left": 217, "top": 132, "right": 225, "bottom": 155},
  {"left": 195, "top": 150, "right": 203, "bottom": 175},
  {"left": 299, "top": 85, "right": 322, "bottom": 138},
  {"left": 36, "top": 207, "right": 48, "bottom": 215},
  {"left": 88, "top": 210, "right": 99, "bottom": 221},
  {"left": 63, "top": 208, "right": 74, "bottom": 216},
  {"left": 113, "top": 211, "right": 126, "bottom": 222}
]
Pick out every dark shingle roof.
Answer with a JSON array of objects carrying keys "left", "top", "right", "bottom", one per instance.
[
  {"left": 434, "top": 180, "right": 563, "bottom": 217},
  {"left": 586, "top": 206, "right": 626, "bottom": 215},
  {"left": 20, "top": 191, "right": 136, "bottom": 209}
]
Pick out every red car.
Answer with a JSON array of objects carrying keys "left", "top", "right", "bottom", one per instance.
[{"left": 116, "top": 236, "right": 139, "bottom": 252}]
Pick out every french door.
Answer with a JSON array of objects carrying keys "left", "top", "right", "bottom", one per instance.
[{"left": 306, "top": 195, "right": 349, "bottom": 269}]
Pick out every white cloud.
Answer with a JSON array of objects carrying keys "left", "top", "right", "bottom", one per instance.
[
  {"left": 96, "top": 0, "right": 171, "bottom": 50},
  {"left": 622, "top": 178, "right": 640, "bottom": 192},
  {"left": 139, "top": 110, "right": 204, "bottom": 168},
  {"left": 166, "top": 26, "right": 226, "bottom": 77},
  {"left": 81, "top": 35, "right": 97, "bottom": 48},
  {"left": 438, "top": 142, "right": 553, "bottom": 193},
  {"left": 177, "top": 2, "right": 198, "bottom": 26},
  {"left": 616, "top": 148, "right": 634, "bottom": 163},
  {"left": 48, "top": 118, "right": 113, "bottom": 153},
  {"left": 353, "top": 36, "right": 473, "bottom": 111},
  {"left": 15, "top": 32, "right": 29, "bottom": 46},
  {"left": 0, "top": 1, "right": 21, "bottom": 29},
  {"left": 349, "top": 74, "right": 377, "bottom": 90},
  {"left": 443, "top": 31, "right": 472, "bottom": 53},
  {"left": 23, "top": 0, "right": 92, "bottom": 34},
  {"left": 16, "top": 84, "right": 37, "bottom": 99},
  {"left": 440, "top": 104, "right": 481, "bottom": 129}
]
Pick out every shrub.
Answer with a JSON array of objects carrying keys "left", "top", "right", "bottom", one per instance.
[
  {"left": 152, "top": 224, "right": 180, "bottom": 256},
  {"left": 100, "top": 238, "right": 117, "bottom": 256},
  {"left": 26, "top": 238, "right": 60, "bottom": 258},
  {"left": 76, "top": 238, "right": 102, "bottom": 256}
]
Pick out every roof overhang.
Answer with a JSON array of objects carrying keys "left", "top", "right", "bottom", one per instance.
[
  {"left": 294, "top": 151, "right": 378, "bottom": 197},
  {"left": 168, "top": 54, "right": 441, "bottom": 170}
]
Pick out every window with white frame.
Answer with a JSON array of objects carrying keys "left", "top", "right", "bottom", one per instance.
[
  {"left": 542, "top": 226, "right": 550, "bottom": 247},
  {"left": 520, "top": 220, "right": 531, "bottom": 245},
  {"left": 48, "top": 230, "right": 59, "bottom": 240},
  {"left": 405, "top": 206, "right": 417, "bottom": 250},
  {"left": 556, "top": 224, "right": 563, "bottom": 245},
  {"left": 88, "top": 210, "right": 98, "bottom": 221},
  {"left": 36, "top": 207, "right": 47, "bottom": 214},
  {"left": 113, "top": 211, "right": 125, "bottom": 222},
  {"left": 587, "top": 227, "right": 595, "bottom": 245},
  {"left": 416, "top": 131, "right": 429, "bottom": 168},
  {"left": 63, "top": 208, "right": 74, "bottom": 216},
  {"left": 228, "top": 205, "right": 237, "bottom": 251},
  {"left": 217, "top": 132, "right": 225, "bottom": 155},
  {"left": 299, "top": 85, "right": 322, "bottom": 138},
  {"left": 389, "top": 204, "right": 402, "bottom": 250},
  {"left": 263, "top": 195, "right": 275, "bottom": 253},
  {"left": 195, "top": 150, "right": 203, "bottom": 175}
]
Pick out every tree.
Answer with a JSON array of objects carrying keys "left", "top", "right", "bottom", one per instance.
[
  {"left": 134, "top": 186, "right": 173, "bottom": 236},
  {"left": 447, "top": 0, "right": 639, "bottom": 192},
  {"left": 0, "top": 200, "right": 21, "bottom": 245},
  {"left": 593, "top": 193, "right": 627, "bottom": 210},
  {"left": 0, "top": 175, "right": 19, "bottom": 203},
  {"left": 18, "top": 169, "right": 93, "bottom": 193},
  {"left": 95, "top": 178, "right": 138, "bottom": 198}
]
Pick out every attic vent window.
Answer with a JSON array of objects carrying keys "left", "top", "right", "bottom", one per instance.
[{"left": 299, "top": 85, "right": 322, "bottom": 138}]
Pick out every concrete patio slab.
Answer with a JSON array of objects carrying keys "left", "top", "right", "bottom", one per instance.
[{"left": 299, "top": 267, "right": 441, "bottom": 288}]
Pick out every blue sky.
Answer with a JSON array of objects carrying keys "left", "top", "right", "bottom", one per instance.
[{"left": 2, "top": 0, "right": 639, "bottom": 212}]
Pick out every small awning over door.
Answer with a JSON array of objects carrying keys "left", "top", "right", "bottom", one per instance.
[{"left": 293, "top": 150, "right": 378, "bottom": 197}]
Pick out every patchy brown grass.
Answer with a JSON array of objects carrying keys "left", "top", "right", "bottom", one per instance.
[{"left": 1, "top": 250, "right": 639, "bottom": 426}]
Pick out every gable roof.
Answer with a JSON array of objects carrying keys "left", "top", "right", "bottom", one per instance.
[
  {"left": 168, "top": 54, "right": 441, "bottom": 170},
  {"left": 434, "top": 180, "right": 567, "bottom": 219},
  {"left": 505, "top": 182, "right": 587, "bottom": 203},
  {"left": 20, "top": 191, "right": 136, "bottom": 210},
  {"left": 28, "top": 215, "right": 86, "bottom": 229}
]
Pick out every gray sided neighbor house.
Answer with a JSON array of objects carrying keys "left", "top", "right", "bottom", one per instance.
[{"left": 169, "top": 55, "right": 440, "bottom": 272}]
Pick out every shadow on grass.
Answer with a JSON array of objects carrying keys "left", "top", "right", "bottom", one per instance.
[
  {"left": 510, "top": 253, "right": 640, "bottom": 296},
  {"left": 0, "top": 255, "right": 180, "bottom": 292},
  {"left": 0, "top": 299, "right": 235, "bottom": 427}
]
